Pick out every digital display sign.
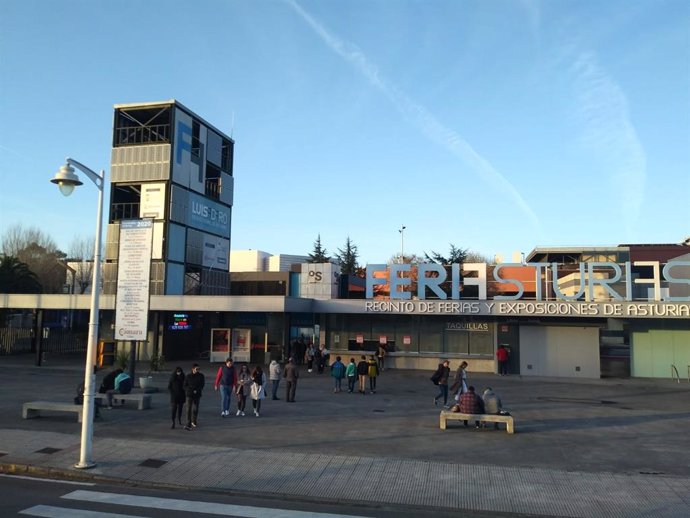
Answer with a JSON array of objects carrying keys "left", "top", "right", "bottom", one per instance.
[{"left": 170, "top": 313, "right": 191, "bottom": 330}]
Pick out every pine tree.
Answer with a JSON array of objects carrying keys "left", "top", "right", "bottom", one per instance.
[
  {"left": 307, "top": 234, "right": 330, "bottom": 263},
  {"left": 336, "top": 237, "right": 359, "bottom": 275}
]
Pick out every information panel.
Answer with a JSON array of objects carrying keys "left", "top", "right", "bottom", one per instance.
[{"left": 115, "top": 219, "right": 153, "bottom": 341}]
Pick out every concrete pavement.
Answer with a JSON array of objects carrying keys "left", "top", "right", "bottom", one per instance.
[{"left": 1, "top": 354, "right": 689, "bottom": 517}]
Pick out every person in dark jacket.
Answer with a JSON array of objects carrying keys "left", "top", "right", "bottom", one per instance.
[
  {"left": 356, "top": 356, "right": 368, "bottom": 395},
  {"left": 433, "top": 360, "right": 451, "bottom": 407},
  {"left": 98, "top": 368, "right": 123, "bottom": 394},
  {"left": 283, "top": 357, "right": 299, "bottom": 402},
  {"left": 167, "top": 367, "right": 185, "bottom": 429},
  {"left": 183, "top": 363, "right": 205, "bottom": 430}
]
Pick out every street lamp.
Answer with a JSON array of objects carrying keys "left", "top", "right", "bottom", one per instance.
[
  {"left": 51, "top": 157, "right": 104, "bottom": 469},
  {"left": 398, "top": 225, "right": 406, "bottom": 263}
]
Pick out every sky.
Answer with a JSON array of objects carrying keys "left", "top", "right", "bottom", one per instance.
[{"left": 1, "top": 0, "right": 688, "bottom": 265}]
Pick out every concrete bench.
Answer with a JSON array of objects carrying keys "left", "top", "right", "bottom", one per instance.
[
  {"left": 23, "top": 401, "right": 84, "bottom": 422},
  {"left": 440, "top": 410, "right": 515, "bottom": 434},
  {"left": 94, "top": 392, "right": 152, "bottom": 410}
]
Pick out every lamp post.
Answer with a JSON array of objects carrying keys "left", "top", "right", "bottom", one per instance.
[
  {"left": 51, "top": 157, "right": 104, "bottom": 469},
  {"left": 398, "top": 225, "right": 406, "bottom": 263}
]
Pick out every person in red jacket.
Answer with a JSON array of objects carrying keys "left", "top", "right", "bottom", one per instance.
[{"left": 496, "top": 345, "right": 509, "bottom": 376}]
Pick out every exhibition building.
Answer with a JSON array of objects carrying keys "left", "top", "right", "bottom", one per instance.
[{"left": 2, "top": 101, "right": 688, "bottom": 380}]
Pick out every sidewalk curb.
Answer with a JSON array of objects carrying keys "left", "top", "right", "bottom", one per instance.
[{"left": 0, "top": 461, "right": 533, "bottom": 518}]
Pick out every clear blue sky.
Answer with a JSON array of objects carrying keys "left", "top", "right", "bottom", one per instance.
[{"left": 1, "top": 0, "right": 688, "bottom": 265}]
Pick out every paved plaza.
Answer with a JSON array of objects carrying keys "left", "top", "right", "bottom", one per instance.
[{"left": 1, "top": 354, "right": 689, "bottom": 517}]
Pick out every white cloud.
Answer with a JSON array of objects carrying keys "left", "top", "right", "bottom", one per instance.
[
  {"left": 570, "top": 52, "right": 646, "bottom": 234},
  {"left": 284, "top": 0, "right": 540, "bottom": 228}
]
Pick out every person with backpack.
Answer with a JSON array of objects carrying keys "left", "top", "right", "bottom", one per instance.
[
  {"left": 330, "top": 356, "right": 346, "bottom": 393},
  {"left": 106, "top": 370, "right": 132, "bottom": 409}
]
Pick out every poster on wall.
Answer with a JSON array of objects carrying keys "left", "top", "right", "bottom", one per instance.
[
  {"left": 379, "top": 336, "right": 387, "bottom": 345},
  {"left": 232, "top": 328, "right": 251, "bottom": 363},
  {"left": 210, "top": 328, "right": 231, "bottom": 363},
  {"left": 115, "top": 219, "right": 153, "bottom": 341}
]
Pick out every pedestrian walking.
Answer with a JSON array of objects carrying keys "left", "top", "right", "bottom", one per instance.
[
  {"left": 250, "top": 365, "right": 266, "bottom": 417},
  {"left": 269, "top": 359, "right": 281, "bottom": 400},
  {"left": 317, "top": 344, "right": 328, "bottom": 374},
  {"left": 346, "top": 357, "right": 357, "bottom": 393},
  {"left": 214, "top": 357, "right": 236, "bottom": 417},
  {"left": 433, "top": 360, "right": 451, "bottom": 407},
  {"left": 356, "top": 355, "right": 368, "bottom": 395},
  {"left": 235, "top": 363, "right": 250, "bottom": 416},
  {"left": 183, "top": 363, "right": 205, "bottom": 430},
  {"left": 167, "top": 366, "right": 185, "bottom": 429},
  {"left": 330, "top": 356, "right": 346, "bottom": 393},
  {"left": 306, "top": 343, "right": 315, "bottom": 373},
  {"left": 283, "top": 357, "right": 299, "bottom": 402},
  {"left": 450, "top": 361, "right": 469, "bottom": 401}
]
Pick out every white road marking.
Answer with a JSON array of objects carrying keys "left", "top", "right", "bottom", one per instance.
[
  {"left": 0, "top": 473, "right": 95, "bottom": 486},
  {"left": 62, "top": 489, "right": 371, "bottom": 517},
  {"left": 19, "top": 504, "right": 143, "bottom": 518}
]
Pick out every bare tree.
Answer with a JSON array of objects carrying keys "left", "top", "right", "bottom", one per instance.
[
  {"left": 0, "top": 224, "right": 67, "bottom": 293},
  {"left": 68, "top": 236, "right": 96, "bottom": 294}
]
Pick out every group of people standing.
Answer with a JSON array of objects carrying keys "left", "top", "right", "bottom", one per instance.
[
  {"left": 168, "top": 357, "right": 303, "bottom": 430},
  {"left": 328, "top": 355, "right": 380, "bottom": 394}
]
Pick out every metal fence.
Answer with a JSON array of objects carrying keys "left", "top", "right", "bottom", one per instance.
[{"left": 0, "top": 328, "right": 87, "bottom": 356}]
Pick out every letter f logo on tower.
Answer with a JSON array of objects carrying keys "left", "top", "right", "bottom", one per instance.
[{"left": 176, "top": 121, "right": 192, "bottom": 165}]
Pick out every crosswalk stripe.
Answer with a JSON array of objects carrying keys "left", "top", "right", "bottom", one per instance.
[
  {"left": 62, "top": 490, "right": 371, "bottom": 518},
  {"left": 19, "top": 504, "right": 144, "bottom": 518}
]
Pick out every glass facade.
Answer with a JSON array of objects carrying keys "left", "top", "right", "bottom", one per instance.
[{"left": 326, "top": 314, "right": 494, "bottom": 357}]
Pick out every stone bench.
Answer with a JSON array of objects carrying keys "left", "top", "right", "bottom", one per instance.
[
  {"left": 95, "top": 392, "right": 152, "bottom": 410},
  {"left": 440, "top": 410, "right": 515, "bottom": 434},
  {"left": 23, "top": 401, "right": 84, "bottom": 422}
]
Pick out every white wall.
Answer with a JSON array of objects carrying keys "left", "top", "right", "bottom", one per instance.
[
  {"left": 267, "top": 254, "right": 309, "bottom": 272},
  {"left": 519, "top": 326, "right": 600, "bottom": 378},
  {"left": 229, "top": 250, "right": 270, "bottom": 272}
]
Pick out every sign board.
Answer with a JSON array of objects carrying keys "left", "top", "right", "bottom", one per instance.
[
  {"left": 379, "top": 335, "right": 387, "bottom": 344},
  {"left": 140, "top": 183, "right": 166, "bottom": 219},
  {"left": 115, "top": 219, "right": 153, "bottom": 341},
  {"left": 210, "top": 328, "right": 231, "bottom": 363},
  {"left": 356, "top": 334, "right": 364, "bottom": 344},
  {"left": 403, "top": 335, "right": 411, "bottom": 345},
  {"left": 202, "top": 234, "right": 229, "bottom": 269},
  {"left": 232, "top": 328, "right": 251, "bottom": 363}
]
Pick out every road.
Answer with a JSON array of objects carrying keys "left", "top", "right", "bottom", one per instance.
[{"left": 1, "top": 474, "right": 503, "bottom": 518}]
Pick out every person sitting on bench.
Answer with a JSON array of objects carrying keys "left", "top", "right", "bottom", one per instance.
[
  {"left": 106, "top": 370, "right": 133, "bottom": 408},
  {"left": 482, "top": 387, "right": 503, "bottom": 429},
  {"left": 459, "top": 385, "right": 484, "bottom": 428}
]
